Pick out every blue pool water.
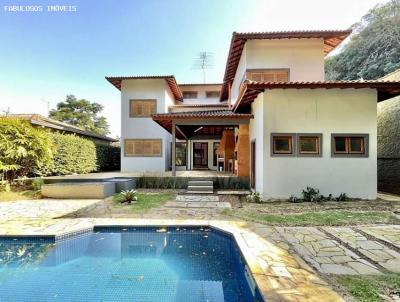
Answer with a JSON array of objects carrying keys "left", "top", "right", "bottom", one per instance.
[{"left": 0, "top": 227, "right": 264, "bottom": 302}]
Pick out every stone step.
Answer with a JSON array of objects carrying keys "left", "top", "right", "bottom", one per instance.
[
  {"left": 187, "top": 185, "right": 213, "bottom": 192},
  {"left": 188, "top": 180, "right": 213, "bottom": 187},
  {"left": 176, "top": 195, "right": 219, "bottom": 202},
  {"left": 186, "top": 190, "right": 214, "bottom": 194}
]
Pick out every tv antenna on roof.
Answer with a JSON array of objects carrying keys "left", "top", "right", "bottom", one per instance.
[{"left": 192, "top": 51, "right": 214, "bottom": 83}]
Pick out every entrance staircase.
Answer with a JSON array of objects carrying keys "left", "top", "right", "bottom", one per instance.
[{"left": 186, "top": 180, "right": 214, "bottom": 194}]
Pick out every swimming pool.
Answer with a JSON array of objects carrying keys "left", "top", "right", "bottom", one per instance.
[{"left": 0, "top": 226, "right": 264, "bottom": 302}]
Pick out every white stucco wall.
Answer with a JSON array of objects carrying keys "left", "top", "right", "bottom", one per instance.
[
  {"left": 257, "top": 88, "right": 377, "bottom": 200},
  {"left": 249, "top": 93, "right": 264, "bottom": 192},
  {"left": 120, "top": 79, "right": 172, "bottom": 172},
  {"left": 246, "top": 39, "right": 325, "bottom": 81},
  {"left": 179, "top": 84, "right": 222, "bottom": 104},
  {"left": 231, "top": 38, "right": 325, "bottom": 107}
]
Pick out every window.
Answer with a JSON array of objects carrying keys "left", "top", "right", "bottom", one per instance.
[
  {"left": 124, "top": 139, "right": 162, "bottom": 157},
  {"left": 298, "top": 134, "right": 322, "bottom": 156},
  {"left": 247, "top": 69, "right": 289, "bottom": 82},
  {"left": 171, "top": 142, "right": 187, "bottom": 166},
  {"left": 271, "top": 134, "right": 295, "bottom": 156},
  {"left": 130, "top": 100, "right": 156, "bottom": 117},
  {"left": 182, "top": 91, "right": 198, "bottom": 99},
  {"left": 213, "top": 142, "right": 220, "bottom": 166},
  {"left": 331, "top": 134, "right": 368, "bottom": 157},
  {"left": 206, "top": 91, "right": 220, "bottom": 98}
]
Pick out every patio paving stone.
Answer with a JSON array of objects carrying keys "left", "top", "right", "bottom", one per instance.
[
  {"left": 275, "top": 227, "right": 381, "bottom": 275},
  {"left": 324, "top": 226, "right": 400, "bottom": 273},
  {"left": 360, "top": 225, "right": 400, "bottom": 249}
]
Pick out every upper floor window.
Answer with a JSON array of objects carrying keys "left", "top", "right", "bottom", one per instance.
[
  {"left": 130, "top": 99, "right": 156, "bottom": 117},
  {"left": 182, "top": 91, "right": 198, "bottom": 99},
  {"left": 331, "top": 134, "right": 369, "bottom": 157},
  {"left": 246, "top": 69, "right": 289, "bottom": 82},
  {"left": 206, "top": 91, "right": 220, "bottom": 98}
]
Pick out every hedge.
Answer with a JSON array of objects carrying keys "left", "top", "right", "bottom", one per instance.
[
  {"left": 1, "top": 118, "right": 121, "bottom": 179},
  {"left": 38, "top": 132, "right": 97, "bottom": 176},
  {"left": 95, "top": 143, "right": 120, "bottom": 171}
]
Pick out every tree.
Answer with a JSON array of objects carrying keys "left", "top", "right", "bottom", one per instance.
[
  {"left": 326, "top": 0, "right": 400, "bottom": 80},
  {"left": 0, "top": 118, "right": 53, "bottom": 181},
  {"left": 50, "top": 95, "right": 110, "bottom": 136}
]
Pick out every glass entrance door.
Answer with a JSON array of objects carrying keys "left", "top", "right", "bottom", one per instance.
[{"left": 193, "top": 142, "right": 208, "bottom": 169}]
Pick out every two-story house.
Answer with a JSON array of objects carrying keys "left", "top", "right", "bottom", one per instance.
[{"left": 106, "top": 30, "right": 400, "bottom": 200}]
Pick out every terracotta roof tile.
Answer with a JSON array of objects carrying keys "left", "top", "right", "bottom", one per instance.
[
  {"left": 152, "top": 109, "right": 252, "bottom": 120},
  {"left": 105, "top": 75, "right": 183, "bottom": 101},
  {"left": 233, "top": 80, "right": 400, "bottom": 111},
  {"left": 220, "top": 29, "right": 352, "bottom": 101}
]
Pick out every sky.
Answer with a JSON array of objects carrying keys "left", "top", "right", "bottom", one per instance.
[{"left": 0, "top": 0, "right": 389, "bottom": 137}]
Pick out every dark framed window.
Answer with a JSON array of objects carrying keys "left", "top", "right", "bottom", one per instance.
[
  {"left": 182, "top": 91, "right": 198, "bottom": 99},
  {"left": 331, "top": 134, "right": 369, "bottom": 157},
  {"left": 206, "top": 91, "right": 220, "bottom": 98},
  {"left": 129, "top": 99, "right": 156, "bottom": 117},
  {"left": 171, "top": 142, "right": 187, "bottom": 166},
  {"left": 271, "top": 134, "right": 295, "bottom": 156},
  {"left": 213, "top": 142, "right": 220, "bottom": 166},
  {"left": 297, "top": 134, "right": 322, "bottom": 157}
]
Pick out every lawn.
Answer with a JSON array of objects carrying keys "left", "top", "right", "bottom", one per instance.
[
  {"left": 0, "top": 189, "right": 41, "bottom": 201},
  {"left": 113, "top": 192, "right": 176, "bottom": 211},
  {"left": 223, "top": 198, "right": 400, "bottom": 226},
  {"left": 337, "top": 274, "right": 400, "bottom": 302}
]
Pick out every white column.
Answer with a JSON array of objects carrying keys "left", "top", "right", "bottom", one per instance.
[{"left": 172, "top": 121, "right": 176, "bottom": 177}]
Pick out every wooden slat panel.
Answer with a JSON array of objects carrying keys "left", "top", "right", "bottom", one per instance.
[
  {"left": 130, "top": 100, "right": 157, "bottom": 117},
  {"left": 124, "top": 139, "right": 162, "bottom": 156}
]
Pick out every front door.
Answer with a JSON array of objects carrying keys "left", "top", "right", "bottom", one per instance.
[
  {"left": 251, "top": 140, "right": 256, "bottom": 188},
  {"left": 193, "top": 142, "right": 208, "bottom": 169}
]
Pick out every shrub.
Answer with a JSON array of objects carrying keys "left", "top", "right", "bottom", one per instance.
[
  {"left": 114, "top": 190, "right": 138, "bottom": 204},
  {"left": 291, "top": 186, "right": 350, "bottom": 203},
  {"left": 336, "top": 193, "right": 349, "bottom": 202},
  {"left": 247, "top": 191, "right": 261, "bottom": 203},
  {"left": 302, "top": 186, "right": 322, "bottom": 202},
  {"left": 95, "top": 143, "right": 120, "bottom": 171},
  {"left": 31, "top": 178, "right": 44, "bottom": 191},
  {"left": 0, "top": 180, "right": 10, "bottom": 192},
  {"left": 0, "top": 118, "right": 53, "bottom": 181},
  {"left": 38, "top": 132, "right": 97, "bottom": 176}
]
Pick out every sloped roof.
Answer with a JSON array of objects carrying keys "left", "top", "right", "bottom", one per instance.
[
  {"left": 152, "top": 110, "right": 253, "bottom": 139},
  {"left": 220, "top": 29, "right": 352, "bottom": 101},
  {"left": 233, "top": 80, "right": 400, "bottom": 112},
  {"left": 106, "top": 75, "right": 183, "bottom": 101},
  {"left": 1, "top": 114, "right": 118, "bottom": 142}
]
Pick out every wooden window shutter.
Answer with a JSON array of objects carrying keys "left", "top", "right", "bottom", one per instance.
[{"left": 276, "top": 72, "right": 288, "bottom": 82}]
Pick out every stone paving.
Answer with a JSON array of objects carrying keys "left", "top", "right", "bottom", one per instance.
[
  {"left": 175, "top": 194, "right": 219, "bottom": 202},
  {"left": 361, "top": 225, "right": 400, "bottom": 249},
  {"left": 0, "top": 199, "right": 101, "bottom": 219},
  {"left": 276, "top": 227, "right": 382, "bottom": 275},
  {"left": 1, "top": 199, "right": 400, "bottom": 301},
  {"left": 324, "top": 227, "right": 400, "bottom": 273}
]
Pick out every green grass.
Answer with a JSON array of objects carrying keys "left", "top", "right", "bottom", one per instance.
[
  {"left": 113, "top": 192, "right": 175, "bottom": 211},
  {"left": 225, "top": 210, "right": 400, "bottom": 226},
  {"left": 0, "top": 190, "right": 41, "bottom": 201},
  {"left": 338, "top": 274, "right": 400, "bottom": 302}
]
